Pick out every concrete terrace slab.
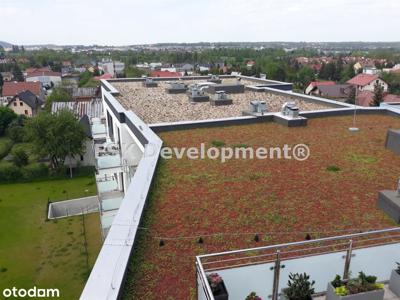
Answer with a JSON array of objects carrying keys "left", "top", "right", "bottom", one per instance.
[{"left": 112, "top": 78, "right": 334, "bottom": 124}]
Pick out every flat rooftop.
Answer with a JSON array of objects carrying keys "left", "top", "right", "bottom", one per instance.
[
  {"left": 112, "top": 78, "right": 334, "bottom": 124},
  {"left": 123, "top": 114, "right": 400, "bottom": 299}
]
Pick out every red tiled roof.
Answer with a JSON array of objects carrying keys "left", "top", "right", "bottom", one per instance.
[
  {"left": 383, "top": 94, "right": 400, "bottom": 103},
  {"left": 309, "top": 81, "right": 335, "bottom": 88},
  {"left": 94, "top": 73, "right": 112, "bottom": 80},
  {"left": 356, "top": 91, "right": 400, "bottom": 106},
  {"left": 26, "top": 70, "right": 61, "bottom": 78},
  {"left": 150, "top": 70, "right": 182, "bottom": 78},
  {"left": 347, "top": 74, "right": 379, "bottom": 87},
  {"left": 356, "top": 91, "right": 374, "bottom": 106},
  {"left": 2, "top": 81, "right": 42, "bottom": 97}
]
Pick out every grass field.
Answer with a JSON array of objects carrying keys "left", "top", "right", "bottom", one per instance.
[{"left": 0, "top": 175, "right": 101, "bottom": 300}]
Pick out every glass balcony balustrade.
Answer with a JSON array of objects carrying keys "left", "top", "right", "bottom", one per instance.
[{"left": 197, "top": 228, "right": 400, "bottom": 300}]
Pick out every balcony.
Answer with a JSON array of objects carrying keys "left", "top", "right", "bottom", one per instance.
[
  {"left": 91, "top": 117, "right": 107, "bottom": 141},
  {"left": 94, "top": 141, "right": 123, "bottom": 177},
  {"left": 196, "top": 228, "right": 400, "bottom": 300}
]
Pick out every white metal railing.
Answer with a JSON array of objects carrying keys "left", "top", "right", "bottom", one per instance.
[{"left": 196, "top": 227, "right": 400, "bottom": 300}]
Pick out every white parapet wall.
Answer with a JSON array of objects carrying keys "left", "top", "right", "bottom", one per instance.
[{"left": 80, "top": 81, "right": 162, "bottom": 300}]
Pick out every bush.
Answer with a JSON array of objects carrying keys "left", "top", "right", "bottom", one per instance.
[
  {"left": 0, "top": 164, "right": 23, "bottom": 182},
  {"left": 21, "top": 163, "right": 49, "bottom": 180},
  {"left": 7, "top": 125, "right": 25, "bottom": 143},
  {"left": 326, "top": 165, "right": 341, "bottom": 172},
  {"left": 0, "top": 139, "right": 13, "bottom": 160},
  {"left": 211, "top": 140, "right": 226, "bottom": 147},
  {"left": 12, "top": 148, "right": 29, "bottom": 167}
]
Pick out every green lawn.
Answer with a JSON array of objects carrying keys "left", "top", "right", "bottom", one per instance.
[{"left": 0, "top": 176, "right": 102, "bottom": 300}]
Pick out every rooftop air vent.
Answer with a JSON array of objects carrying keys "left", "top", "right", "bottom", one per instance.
[
  {"left": 142, "top": 77, "right": 158, "bottom": 88},
  {"left": 208, "top": 75, "right": 222, "bottom": 84},
  {"left": 281, "top": 102, "right": 299, "bottom": 118},
  {"left": 188, "top": 85, "right": 209, "bottom": 102},
  {"left": 166, "top": 81, "right": 188, "bottom": 94},
  {"left": 249, "top": 100, "right": 267, "bottom": 114},
  {"left": 210, "top": 91, "right": 233, "bottom": 106}
]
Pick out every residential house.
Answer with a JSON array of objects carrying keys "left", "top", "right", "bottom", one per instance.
[
  {"left": 363, "top": 66, "right": 380, "bottom": 75},
  {"left": 94, "top": 73, "right": 112, "bottom": 80},
  {"left": 356, "top": 91, "right": 400, "bottom": 106},
  {"left": 26, "top": 70, "right": 62, "bottom": 88},
  {"left": 305, "top": 81, "right": 335, "bottom": 95},
  {"left": 150, "top": 70, "right": 182, "bottom": 78},
  {"left": 98, "top": 60, "right": 125, "bottom": 77},
  {"left": 1, "top": 72, "right": 13, "bottom": 81},
  {"left": 246, "top": 60, "right": 256, "bottom": 70},
  {"left": 312, "top": 84, "right": 352, "bottom": 100},
  {"left": 72, "top": 87, "right": 101, "bottom": 102},
  {"left": 1, "top": 81, "right": 45, "bottom": 101},
  {"left": 347, "top": 74, "right": 388, "bottom": 93},
  {"left": 7, "top": 90, "right": 43, "bottom": 117}
]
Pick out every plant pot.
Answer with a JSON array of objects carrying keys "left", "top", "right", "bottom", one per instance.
[
  {"left": 212, "top": 280, "right": 228, "bottom": 300},
  {"left": 326, "top": 282, "right": 384, "bottom": 300},
  {"left": 389, "top": 269, "right": 400, "bottom": 297}
]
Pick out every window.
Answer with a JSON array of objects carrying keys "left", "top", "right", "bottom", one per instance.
[
  {"left": 13, "top": 102, "right": 17, "bottom": 106},
  {"left": 20, "top": 102, "right": 23, "bottom": 106},
  {"left": 24, "top": 110, "right": 28, "bottom": 115},
  {"left": 80, "top": 155, "right": 84, "bottom": 161}
]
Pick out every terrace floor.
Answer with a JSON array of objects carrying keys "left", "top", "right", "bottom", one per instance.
[
  {"left": 113, "top": 79, "right": 331, "bottom": 124},
  {"left": 122, "top": 114, "right": 400, "bottom": 299}
]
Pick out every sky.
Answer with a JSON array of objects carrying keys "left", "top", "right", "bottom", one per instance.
[{"left": 0, "top": 0, "right": 399, "bottom": 45}]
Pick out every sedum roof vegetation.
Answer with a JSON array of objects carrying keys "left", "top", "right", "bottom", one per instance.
[{"left": 123, "top": 114, "right": 400, "bottom": 299}]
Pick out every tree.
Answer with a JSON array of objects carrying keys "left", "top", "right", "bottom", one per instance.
[
  {"left": 0, "top": 107, "right": 17, "bottom": 136},
  {"left": 25, "top": 110, "right": 86, "bottom": 170},
  {"left": 12, "top": 65, "right": 24, "bottom": 82},
  {"left": 371, "top": 82, "right": 384, "bottom": 107},
  {"left": 45, "top": 87, "right": 72, "bottom": 111},
  {"left": 7, "top": 115, "right": 27, "bottom": 143},
  {"left": 297, "top": 66, "right": 315, "bottom": 89},
  {"left": 346, "top": 86, "right": 356, "bottom": 104},
  {"left": 12, "top": 148, "right": 29, "bottom": 167}
]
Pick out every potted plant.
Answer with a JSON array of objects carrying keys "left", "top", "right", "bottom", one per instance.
[
  {"left": 326, "top": 272, "right": 384, "bottom": 300},
  {"left": 281, "top": 272, "right": 315, "bottom": 300},
  {"left": 389, "top": 262, "right": 400, "bottom": 297},
  {"left": 246, "top": 292, "right": 262, "bottom": 300},
  {"left": 207, "top": 273, "right": 228, "bottom": 300}
]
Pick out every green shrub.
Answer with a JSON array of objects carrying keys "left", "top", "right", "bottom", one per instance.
[
  {"left": 7, "top": 125, "right": 25, "bottom": 143},
  {"left": 22, "top": 163, "right": 49, "bottom": 180},
  {"left": 12, "top": 148, "right": 29, "bottom": 167},
  {"left": 0, "top": 138, "right": 13, "bottom": 159},
  {"left": 0, "top": 164, "right": 23, "bottom": 182}
]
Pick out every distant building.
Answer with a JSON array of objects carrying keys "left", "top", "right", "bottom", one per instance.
[
  {"left": 363, "top": 66, "right": 380, "bottom": 75},
  {"left": 1, "top": 72, "right": 13, "bottom": 81},
  {"left": 356, "top": 91, "right": 400, "bottom": 106},
  {"left": 26, "top": 70, "right": 62, "bottom": 87},
  {"left": 347, "top": 74, "right": 388, "bottom": 93},
  {"left": 311, "top": 84, "right": 352, "bottom": 100},
  {"left": 98, "top": 60, "right": 125, "bottom": 77},
  {"left": 150, "top": 70, "right": 182, "bottom": 78},
  {"left": 2, "top": 81, "right": 45, "bottom": 101},
  {"left": 7, "top": 90, "right": 43, "bottom": 117},
  {"left": 305, "top": 81, "right": 335, "bottom": 95},
  {"left": 72, "top": 87, "right": 100, "bottom": 102}
]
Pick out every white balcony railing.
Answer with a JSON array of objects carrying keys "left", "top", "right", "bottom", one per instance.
[{"left": 197, "top": 228, "right": 400, "bottom": 300}]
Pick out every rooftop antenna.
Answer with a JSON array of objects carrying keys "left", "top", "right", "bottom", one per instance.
[{"left": 349, "top": 88, "right": 359, "bottom": 132}]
